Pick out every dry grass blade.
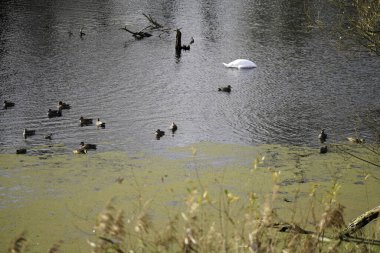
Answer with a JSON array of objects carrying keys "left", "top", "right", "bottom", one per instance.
[
  {"left": 94, "top": 200, "right": 117, "bottom": 236},
  {"left": 8, "top": 232, "right": 27, "bottom": 253},
  {"left": 154, "top": 218, "right": 179, "bottom": 250},
  {"left": 319, "top": 204, "right": 346, "bottom": 232},
  {"left": 90, "top": 200, "right": 128, "bottom": 253},
  {"left": 47, "top": 240, "right": 64, "bottom": 253},
  {"left": 135, "top": 210, "right": 152, "bottom": 233},
  {"left": 110, "top": 210, "right": 126, "bottom": 241}
]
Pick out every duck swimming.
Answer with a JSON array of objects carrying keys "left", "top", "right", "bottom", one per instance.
[
  {"left": 347, "top": 137, "right": 365, "bottom": 144},
  {"left": 80, "top": 116, "right": 93, "bottom": 126},
  {"left": 23, "top": 129, "right": 35, "bottom": 139},
  {"left": 80, "top": 142, "right": 97, "bottom": 150},
  {"left": 16, "top": 148, "right": 27, "bottom": 154},
  {"left": 58, "top": 101, "right": 71, "bottom": 110},
  {"left": 3, "top": 100, "right": 15, "bottom": 109},
  {"left": 73, "top": 148, "right": 87, "bottom": 154},
  {"left": 223, "top": 59, "right": 257, "bottom": 69},
  {"left": 48, "top": 108, "right": 62, "bottom": 118},
  {"left": 155, "top": 129, "right": 165, "bottom": 139},
  {"left": 169, "top": 122, "right": 178, "bottom": 132},
  {"left": 319, "top": 129, "right": 327, "bottom": 143},
  {"left": 96, "top": 118, "right": 106, "bottom": 128},
  {"left": 320, "top": 146, "right": 328, "bottom": 154},
  {"left": 218, "top": 85, "right": 231, "bottom": 92},
  {"left": 45, "top": 133, "right": 53, "bottom": 140},
  {"left": 80, "top": 28, "right": 86, "bottom": 37}
]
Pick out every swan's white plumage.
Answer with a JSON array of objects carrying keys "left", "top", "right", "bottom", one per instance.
[{"left": 223, "top": 59, "right": 257, "bottom": 69}]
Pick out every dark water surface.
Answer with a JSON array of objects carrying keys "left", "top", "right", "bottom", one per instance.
[{"left": 1, "top": 0, "right": 379, "bottom": 154}]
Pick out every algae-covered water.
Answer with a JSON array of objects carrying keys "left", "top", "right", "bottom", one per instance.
[{"left": 1, "top": 142, "right": 379, "bottom": 252}]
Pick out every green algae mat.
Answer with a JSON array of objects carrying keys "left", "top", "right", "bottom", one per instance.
[{"left": 0, "top": 143, "right": 379, "bottom": 252}]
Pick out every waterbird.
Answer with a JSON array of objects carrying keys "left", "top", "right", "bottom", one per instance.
[
  {"left": 80, "top": 28, "right": 86, "bottom": 37},
  {"left": 169, "top": 122, "right": 177, "bottom": 132},
  {"left": 318, "top": 129, "right": 327, "bottom": 143},
  {"left": 45, "top": 133, "right": 53, "bottom": 140},
  {"left": 3, "top": 100, "right": 15, "bottom": 109},
  {"left": 96, "top": 118, "right": 106, "bottom": 128},
  {"left": 218, "top": 85, "right": 231, "bottom": 92},
  {"left": 320, "top": 146, "right": 328, "bottom": 154},
  {"left": 181, "top": 44, "right": 190, "bottom": 50},
  {"left": 23, "top": 129, "right": 35, "bottom": 138},
  {"left": 16, "top": 148, "right": 27, "bottom": 154},
  {"left": 73, "top": 148, "right": 87, "bottom": 154},
  {"left": 347, "top": 137, "right": 365, "bottom": 144},
  {"left": 58, "top": 101, "right": 71, "bottom": 110},
  {"left": 80, "top": 116, "right": 93, "bottom": 126},
  {"left": 155, "top": 129, "right": 165, "bottom": 139},
  {"left": 223, "top": 59, "right": 257, "bottom": 69},
  {"left": 80, "top": 142, "right": 97, "bottom": 150},
  {"left": 189, "top": 37, "right": 194, "bottom": 44},
  {"left": 48, "top": 108, "right": 62, "bottom": 118}
]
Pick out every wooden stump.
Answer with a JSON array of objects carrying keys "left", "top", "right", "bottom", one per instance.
[{"left": 175, "top": 29, "right": 182, "bottom": 53}]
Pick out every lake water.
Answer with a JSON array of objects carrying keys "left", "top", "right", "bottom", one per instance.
[
  {"left": 1, "top": 1, "right": 380, "bottom": 250},
  {"left": 0, "top": 0, "right": 379, "bottom": 154}
]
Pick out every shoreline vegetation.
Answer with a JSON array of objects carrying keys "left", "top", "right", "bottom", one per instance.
[{"left": 1, "top": 142, "right": 380, "bottom": 252}]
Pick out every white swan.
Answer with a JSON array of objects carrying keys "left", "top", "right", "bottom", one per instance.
[{"left": 223, "top": 59, "right": 257, "bottom": 69}]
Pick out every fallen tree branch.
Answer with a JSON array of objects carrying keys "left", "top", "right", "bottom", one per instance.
[
  {"left": 340, "top": 236, "right": 380, "bottom": 246},
  {"left": 272, "top": 222, "right": 314, "bottom": 235},
  {"left": 340, "top": 205, "right": 380, "bottom": 237},
  {"left": 122, "top": 14, "right": 171, "bottom": 39},
  {"left": 273, "top": 222, "right": 380, "bottom": 246},
  {"left": 271, "top": 205, "right": 380, "bottom": 246},
  {"left": 142, "top": 13, "right": 163, "bottom": 29},
  {"left": 121, "top": 26, "right": 152, "bottom": 39}
]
